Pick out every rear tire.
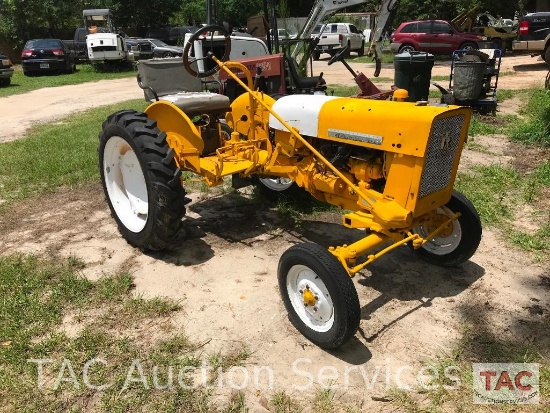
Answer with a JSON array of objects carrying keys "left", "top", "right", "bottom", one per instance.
[
  {"left": 544, "top": 47, "right": 550, "bottom": 64},
  {"left": 312, "top": 50, "right": 320, "bottom": 61},
  {"left": 357, "top": 41, "right": 365, "bottom": 56},
  {"left": 460, "top": 42, "right": 478, "bottom": 52},
  {"left": 0, "top": 78, "right": 10, "bottom": 87},
  {"left": 398, "top": 44, "right": 415, "bottom": 53},
  {"left": 410, "top": 190, "right": 482, "bottom": 267},
  {"left": 278, "top": 243, "right": 360, "bottom": 349},
  {"left": 99, "top": 110, "right": 186, "bottom": 251}
]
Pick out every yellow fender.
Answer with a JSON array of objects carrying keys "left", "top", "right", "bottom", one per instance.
[{"left": 145, "top": 101, "right": 203, "bottom": 173}]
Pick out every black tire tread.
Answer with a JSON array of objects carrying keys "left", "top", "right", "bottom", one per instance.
[
  {"left": 413, "top": 190, "right": 482, "bottom": 267},
  {"left": 278, "top": 243, "right": 360, "bottom": 349},
  {"left": 99, "top": 110, "right": 186, "bottom": 251}
]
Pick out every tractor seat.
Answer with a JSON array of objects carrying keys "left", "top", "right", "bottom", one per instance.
[
  {"left": 157, "top": 92, "right": 230, "bottom": 114},
  {"left": 285, "top": 56, "right": 326, "bottom": 90},
  {"left": 137, "top": 58, "right": 230, "bottom": 115}
]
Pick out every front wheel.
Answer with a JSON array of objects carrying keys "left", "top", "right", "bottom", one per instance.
[
  {"left": 99, "top": 110, "right": 187, "bottom": 251},
  {"left": 410, "top": 190, "right": 482, "bottom": 266},
  {"left": 278, "top": 243, "right": 360, "bottom": 349}
]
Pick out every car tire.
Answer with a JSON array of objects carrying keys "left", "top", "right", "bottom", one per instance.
[
  {"left": 460, "top": 42, "right": 478, "bottom": 52},
  {"left": 544, "top": 47, "right": 550, "bottom": 64},
  {"left": 357, "top": 41, "right": 365, "bottom": 56},
  {"left": 163, "top": 52, "right": 174, "bottom": 58},
  {"left": 312, "top": 50, "right": 320, "bottom": 60},
  {"left": 0, "top": 78, "right": 10, "bottom": 87},
  {"left": 398, "top": 44, "right": 415, "bottom": 53}
]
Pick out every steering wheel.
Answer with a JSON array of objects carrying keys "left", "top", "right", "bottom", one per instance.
[
  {"left": 327, "top": 46, "right": 349, "bottom": 66},
  {"left": 183, "top": 24, "right": 231, "bottom": 78}
]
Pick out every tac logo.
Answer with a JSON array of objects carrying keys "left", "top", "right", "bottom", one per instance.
[{"left": 473, "top": 363, "right": 539, "bottom": 404}]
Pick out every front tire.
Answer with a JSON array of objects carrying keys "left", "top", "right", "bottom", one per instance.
[
  {"left": 278, "top": 243, "right": 360, "bottom": 349},
  {"left": 410, "top": 190, "right": 482, "bottom": 266},
  {"left": 99, "top": 110, "right": 186, "bottom": 251}
]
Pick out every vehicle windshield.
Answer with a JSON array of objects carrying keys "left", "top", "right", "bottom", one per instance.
[
  {"left": 312, "top": 24, "right": 323, "bottom": 34},
  {"left": 25, "top": 39, "right": 63, "bottom": 49},
  {"left": 149, "top": 39, "right": 168, "bottom": 47}
]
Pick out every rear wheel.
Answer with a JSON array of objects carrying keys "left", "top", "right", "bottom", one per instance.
[
  {"left": 460, "top": 42, "right": 478, "bottom": 52},
  {"left": 357, "top": 41, "right": 365, "bottom": 56},
  {"left": 544, "top": 47, "right": 550, "bottom": 64},
  {"left": 312, "top": 50, "right": 320, "bottom": 61},
  {"left": 0, "top": 78, "right": 10, "bottom": 87},
  {"left": 410, "top": 190, "right": 482, "bottom": 267},
  {"left": 398, "top": 44, "right": 415, "bottom": 53},
  {"left": 99, "top": 110, "right": 186, "bottom": 251},
  {"left": 278, "top": 243, "right": 360, "bottom": 349},
  {"left": 163, "top": 51, "right": 174, "bottom": 58}
]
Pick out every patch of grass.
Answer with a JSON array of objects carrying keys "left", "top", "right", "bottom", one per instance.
[
  {"left": 0, "top": 64, "right": 136, "bottom": 98},
  {"left": 496, "top": 88, "right": 517, "bottom": 102},
  {"left": 394, "top": 322, "right": 550, "bottom": 413},
  {"left": 0, "top": 253, "right": 271, "bottom": 411},
  {"left": 468, "top": 113, "right": 518, "bottom": 136},
  {"left": 349, "top": 50, "right": 395, "bottom": 64},
  {"left": 511, "top": 89, "right": 550, "bottom": 146},
  {"left": 507, "top": 223, "right": 550, "bottom": 256},
  {"left": 270, "top": 391, "right": 302, "bottom": 412},
  {"left": 534, "top": 160, "right": 550, "bottom": 186},
  {"left": 222, "top": 391, "right": 248, "bottom": 413},
  {"left": 208, "top": 347, "right": 252, "bottom": 372},
  {"left": 455, "top": 164, "right": 520, "bottom": 225},
  {"left": 0, "top": 99, "right": 147, "bottom": 204},
  {"left": 124, "top": 295, "right": 181, "bottom": 318},
  {"left": 313, "top": 388, "right": 335, "bottom": 412}
]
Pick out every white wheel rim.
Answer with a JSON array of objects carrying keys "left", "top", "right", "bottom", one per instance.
[
  {"left": 414, "top": 206, "right": 462, "bottom": 255},
  {"left": 286, "top": 264, "right": 334, "bottom": 332},
  {"left": 103, "top": 136, "right": 149, "bottom": 233},
  {"left": 259, "top": 177, "right": 294, "bottom": 192}
]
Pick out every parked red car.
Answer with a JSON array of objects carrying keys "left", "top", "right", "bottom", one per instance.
[{"left": 390, "top": 19, "right": 483, "bottom": 55}]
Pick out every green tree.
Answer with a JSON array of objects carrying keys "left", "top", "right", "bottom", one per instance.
[{"left": 112, "top": 0, "right": 182, "bottom": 32}]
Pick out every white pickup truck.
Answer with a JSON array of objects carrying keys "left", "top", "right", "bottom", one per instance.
[{"left": 311, "top": 23, "right": 365, "bottom": 60}]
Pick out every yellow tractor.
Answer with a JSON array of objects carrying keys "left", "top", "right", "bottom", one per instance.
[{"left": 99, "top": 26, "right": 482, "bottom": 349}]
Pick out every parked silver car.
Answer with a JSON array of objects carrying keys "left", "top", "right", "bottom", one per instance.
[{"left": 145, "top": 38, "right": 184, "bottom": 58}]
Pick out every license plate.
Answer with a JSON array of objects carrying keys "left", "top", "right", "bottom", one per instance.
[
  {"left": 40, "top": 63, "right": 49, "bottom": 69},
  {"left": 322, "top": 46, "right": 328, "bottom": 50}
]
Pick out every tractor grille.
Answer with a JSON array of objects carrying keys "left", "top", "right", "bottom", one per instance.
[{"left": 418, "top": 115, "right": 465, "bottom": 199}]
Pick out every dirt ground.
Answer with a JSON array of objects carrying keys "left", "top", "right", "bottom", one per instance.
[{"left": 0, "top": 53, "right": 549, "bottom": 410}]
